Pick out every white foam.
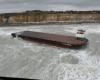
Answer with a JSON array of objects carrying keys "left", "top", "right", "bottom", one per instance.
[
  {"left": 63, "top": 64, "right": 100, "bottom": 80},
  {"left": 53, "top": 63, "right": 100, "bottom": 80},
  {"left": 0, "top": 26, "right": 43, "bottom": 36},
  {"left": 1, "top": 24, "right": 100, "bottom": 80},
  {"left": 64, "top": 24, "right": 100, "bottom": 35}
]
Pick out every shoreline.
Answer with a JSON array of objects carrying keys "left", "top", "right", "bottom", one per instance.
[{"left": 0, "top": 21, "right": 100, "bottom": 27}]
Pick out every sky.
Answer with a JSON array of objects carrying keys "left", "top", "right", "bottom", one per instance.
[{"left": 0, "top": 0, "right": 100, "bottom": 13}]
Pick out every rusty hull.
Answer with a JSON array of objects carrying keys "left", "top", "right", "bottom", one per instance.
[{"left": 11, "top": 31, "right": 88, "bottom": 48}]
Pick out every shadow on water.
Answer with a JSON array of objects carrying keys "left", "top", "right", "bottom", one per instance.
[{"left": 70, "top": 43, "right": 89, "bottom": 50}]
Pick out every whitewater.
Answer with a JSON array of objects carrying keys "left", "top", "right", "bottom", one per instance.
[{"left": 0, "top": 23, "right": 100, "bottom": 80}]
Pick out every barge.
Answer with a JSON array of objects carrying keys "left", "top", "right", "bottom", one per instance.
[{"left": 11, "top": 30, "right": 88, "bottom": 48}]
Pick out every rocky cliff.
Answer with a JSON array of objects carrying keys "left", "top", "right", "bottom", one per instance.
[{"left": 0, "top": 10, "right": 100, "bottom": 25}]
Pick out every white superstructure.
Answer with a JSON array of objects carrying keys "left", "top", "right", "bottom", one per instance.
[{"left": 76, "top": 30, "right": 85, "bottom": 38}]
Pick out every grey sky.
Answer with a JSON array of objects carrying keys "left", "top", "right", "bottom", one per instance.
[{"left": 0, "top": 0, "right": 100, "bottom": 13}]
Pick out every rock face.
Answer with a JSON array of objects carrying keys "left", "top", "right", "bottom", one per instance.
[{"left": 0, "top": 10, "right": 100, "bottom": 25}]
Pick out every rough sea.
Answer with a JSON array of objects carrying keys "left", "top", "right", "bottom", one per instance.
[{"left": 0, "top": 23, "right": 100, "bottom": 80}]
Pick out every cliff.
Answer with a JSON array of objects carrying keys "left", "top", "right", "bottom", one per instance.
[{"left": 0, "top": 10, "right": 100, "bottom": 25}]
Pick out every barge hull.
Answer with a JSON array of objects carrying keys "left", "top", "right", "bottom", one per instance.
[{"left": 11, "top": 31, "right": 88, "bottom": 48}]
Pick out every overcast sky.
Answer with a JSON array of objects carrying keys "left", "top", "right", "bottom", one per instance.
[{"left": 0, "top": 0, "right": 100, "bottom": 13}]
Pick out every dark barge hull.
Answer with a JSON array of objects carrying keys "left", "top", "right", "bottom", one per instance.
[{"left": 11, "top": 31, "right": 88, "bottom": 48}]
